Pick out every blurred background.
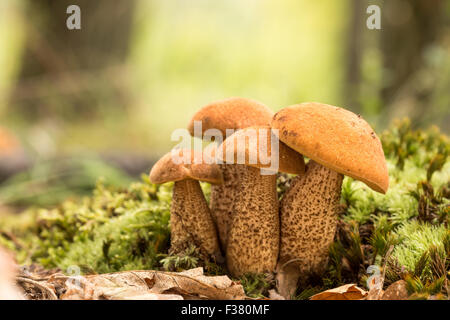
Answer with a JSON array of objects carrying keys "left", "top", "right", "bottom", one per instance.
[{"left": 0, "top": 0, "right": 449, "bottom": 209}]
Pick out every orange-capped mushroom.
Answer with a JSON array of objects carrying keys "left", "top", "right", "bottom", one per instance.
[
  {"left": 271, "top": 102, "right": 389, "bottom": 298},
  {"left": 188, "top": 97, "right": 274, "bottom": 251},
  {"left": 149, "top": 149, "right": 223, "bottom": 262}
]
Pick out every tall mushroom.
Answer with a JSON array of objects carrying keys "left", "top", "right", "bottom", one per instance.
[
  {"left": 188, "top": 97, "right": 274, "bottom": 251},
  {"left": 217, "top": 126, "right": 305, "bottom": 276},
  {"left": 149, "top": 149, "right": 223, "bottom": 261},
  {"left": 271, "top": 102, "right": 389, "bottom": 298}
]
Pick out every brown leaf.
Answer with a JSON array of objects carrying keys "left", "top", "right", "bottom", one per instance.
[
  {"left": 49, "top": 267, "right": 246, "bottom": 300},
  {"left": 120, "top": 293, "right": 183, "bottom": 300},
  {"left": 381, "top": 280, "right": 409, "bottom": 300},
  {"left": 310, "top": 284, "right": 368, "bottom": 300}
]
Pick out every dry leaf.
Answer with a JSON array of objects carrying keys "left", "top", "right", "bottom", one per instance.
[
  {"left": 33, "top": 267, "right": 247, "bottom": 300},
  {"left": 121, "top": 293, "right": 184, "bottom": 300},
  {"left": 381, "top": 280, "right": 409, "bottom": 300},
  {"left": 310, "top": 284, "right": 368, "bottom": 300}
]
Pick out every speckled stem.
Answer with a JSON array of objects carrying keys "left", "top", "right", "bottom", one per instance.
[
  {"left": 209, "top": 164, "right": 247, "bottom": 252},
  {"left": 226, "top": 166, "right": 279, "bottom": 277},
  {"left": 276, "top": 160, "right": 343, "bottom": 298},
  {"left": 170, "top": 179, "right": 222, "bottom": 261}
]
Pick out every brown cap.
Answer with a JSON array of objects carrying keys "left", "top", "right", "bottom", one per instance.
[
  {"left": 149, "top": 149, "right": 223, "bottom": 185},
  {"left": 272, "top": 102, "right": 389, "bottom": 193},
  {"left": 216, "top": 126, "right": 305, "bottom": 175},
  {"left": 188, "top": 97, "right": 274, "bottom": 138}
]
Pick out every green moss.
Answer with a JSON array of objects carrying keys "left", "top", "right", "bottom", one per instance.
[
  {"left": 392, "top": 221, "right": 447, "bottom": 276},
  {"left": 0, "top": 175, "right": 172, "bottom": 273},
  {"left": 238, "top": 273, "right": 273, "bottom": 298},
  {"left": 159, "top": 246, "right": 201, "bottom": 272}
]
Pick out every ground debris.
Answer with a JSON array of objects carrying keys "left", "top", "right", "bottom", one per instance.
[
  {"left": 381, "top": 280, "right": 409, "bottom": 300},
  {"left": 310, "top": 284, "right": 368, "bottom": 300},
  {"left": 17, "top": 267, "right": 247, "bottom": 300}
]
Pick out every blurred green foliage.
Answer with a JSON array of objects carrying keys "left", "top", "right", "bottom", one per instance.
[
  {"left": 0, "top": 0, "right": 449, "bottom": 159},
  {"left": 0, "top": 157, "right": 133, "bottom": 208}
]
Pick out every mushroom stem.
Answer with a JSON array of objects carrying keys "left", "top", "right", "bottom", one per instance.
[
  {"left": 276, "top": 160, "right": 343, "bottom": 298},
  {"left": 209, "top": 164, "right": 246, "bottom": 251},
  {"left": 170, "top": 179, "right": 222, "bottom": 261},
  {"left": 226, "top": 166, "right": 279, "bottom": 277}
]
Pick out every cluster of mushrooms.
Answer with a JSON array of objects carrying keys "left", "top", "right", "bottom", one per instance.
[{"left": 149, "top": 98, "right": 389, "bottom": 299}]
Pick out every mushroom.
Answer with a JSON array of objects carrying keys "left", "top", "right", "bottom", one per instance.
[
  {"left": 217, "top": 126, "right": 305, "bottom": 276},
  {"left": 149, "top": 149, "right": 223, "bottom": 261},
  {"left": 188, "top": 97, "right": 274, "bottom": 251},
  {"left": 271, "top": 102, "right": 389, "bottom": 298}
]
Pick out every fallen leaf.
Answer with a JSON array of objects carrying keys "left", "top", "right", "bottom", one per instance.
[
  {"left": 310, "top": 284, "right": 368, "bottom": 300},
  {"left": 120, "top": 293, "right": 184, "bottom": 300},
  {"left": 381, "top": 280, "right": 409, "bottom": 300},
  {"left": 33, "top": 267, "right": 247, "bottom": 300}
]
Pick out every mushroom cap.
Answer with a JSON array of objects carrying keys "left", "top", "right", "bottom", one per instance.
[
  {"left": 149, "top": 149, "right": 223, "bottom": 185},
  {"left": 271, "top": 102, "right": 389, "bottom": 193},
  {"left": 188, "top": 97, "right": 274, "bottom": 137},
  {"left": 217, "top": 126, "right": 305, "bottom": 175}
]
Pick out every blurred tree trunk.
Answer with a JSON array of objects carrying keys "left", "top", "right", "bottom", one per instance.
[
  {"left": 345, "top": 0, "right": 364, "bottom": 113},
  {"left": 345, "top": 0, "right": 448, "bottom": 129},
  {"left": 9, "top": 0, "right": 136, "bottom": 120},
  {"left": 380, "top": 0, "right": 445, "bottom": 123}
]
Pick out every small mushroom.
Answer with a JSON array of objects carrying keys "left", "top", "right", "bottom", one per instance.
[
  {"left": 149, "top": 149, "right": 223, "bottom": 261},
  {"left": 271, "top": 102, "right": 389, "bottom": 298},
  {"left": 188, "top": 97, "right": 274, "bottom": 251},
  {"left": 217, "top": 126, "right": 305, "bottom": 277}
]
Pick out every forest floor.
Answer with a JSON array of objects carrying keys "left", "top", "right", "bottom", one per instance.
[{"left": 0, "top": 119, "right": 449, "bottom": 300}]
